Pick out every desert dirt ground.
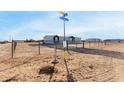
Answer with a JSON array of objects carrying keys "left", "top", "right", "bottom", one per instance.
[{"left": 0, "top": 42, "right": 124, "bottom": 82}]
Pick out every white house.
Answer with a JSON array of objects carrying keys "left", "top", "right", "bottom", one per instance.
[{"left": 43, "top": 35, "right": 81, "bottom": 44}]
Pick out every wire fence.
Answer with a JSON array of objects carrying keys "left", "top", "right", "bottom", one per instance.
[
  {"left": 68, "top": 40, "right": 124, "bottom": 49},
  {"left": 11, "top": 40, "right": 41, "bottom": 58},
  {"left": 0, "top": 42, "right": 11, "bottom": 60},
  {"left": 0, "top": 40, "right": 123, "bottom": 81},
  {"left": 0, "top": 40, "right": 123, "bottom": 59}
]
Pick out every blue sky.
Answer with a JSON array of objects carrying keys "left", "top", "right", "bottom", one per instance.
[{"left": 0, "top": 11, "right": 124, "bottom": 41}]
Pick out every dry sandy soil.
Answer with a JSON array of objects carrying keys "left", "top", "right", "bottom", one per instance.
[{"left": 0, "top": 42, "right": 124, "bottom": 82}]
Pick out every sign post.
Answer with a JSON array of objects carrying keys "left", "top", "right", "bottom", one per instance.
[
  {"left": 59, "top": 12, "right": 74, "bottom": 82},
  {"left": 59, "top": 12, "right": 69, "bottom": 61}
]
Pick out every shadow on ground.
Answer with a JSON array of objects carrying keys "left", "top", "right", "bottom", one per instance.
[
  {"left": 28, "top": 43, "right": 124, "bottom": 60},
  {"left": 71, "top": 48, "right": 124, "bottom": 60}
]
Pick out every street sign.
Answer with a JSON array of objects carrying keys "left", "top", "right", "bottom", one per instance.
[
  {"left": 63, "top": 41, "right": 67, "bottom": 48},
  {"left": 59, "top": 12, "right": 68, "bottom": 17},
  {"left": 59, "top": 16, "right": 69, "bottom": 21}
]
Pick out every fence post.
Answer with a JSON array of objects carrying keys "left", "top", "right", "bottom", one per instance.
[
  {"left": 76, "top": 43, "right": 77, "bottom": 48},
  {"left": 89, "top": 41, "right": 90, "bottom": 48},
  {"left": 98, "top": 41, "right": 99, "bottom": 46},
  {"left": 67, "top": 40, "right": 68, "bottom": 50},
  {"left": 82, "top": 40, "right": 85, "bottom": 48},
  {"left": 38, "top": 41, "right": 40, "bottom": 55},
  {"left": 11, "top": 40, "right": 13, "bottom": 58},
  {"left": 104, "top": 41, "right": 106, "bottom": 45}
]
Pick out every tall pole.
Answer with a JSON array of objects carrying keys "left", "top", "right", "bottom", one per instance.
[
  {"left": 64, "top": 20, "right": 65, "bottom": 41},
  {"left": 59, "top": 12, "right": 74, "bottom": 81},
  {"left": 63, "top": 20, "right": 66, "bottom": 63}
]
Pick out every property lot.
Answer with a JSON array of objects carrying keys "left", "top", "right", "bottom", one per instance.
[{"left": 0, "top": 42, "right": 123, "bottom": 82}]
